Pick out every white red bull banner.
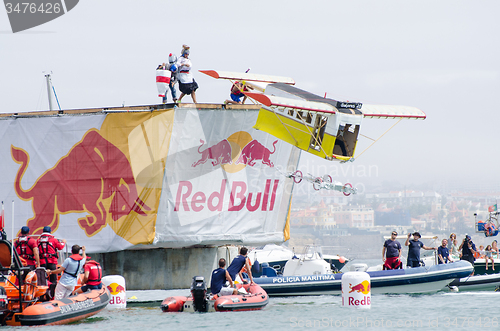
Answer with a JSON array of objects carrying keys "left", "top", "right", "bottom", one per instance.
[
  {"left": 155, "top": 109, "right": 297, "bottom": 247},
  {"left": 0, "top": 107, "right": 298, "bottom": 252}
]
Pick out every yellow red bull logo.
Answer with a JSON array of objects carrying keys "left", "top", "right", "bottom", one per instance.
[
  {"left": 349, "top": 280, "right": 370, "bottom": 295},
  {"left": 107, "top": 282, "right": 126, "bottom": 296},
  {"left": 345, "top": 280, "right": 371, "bottom": 307}
]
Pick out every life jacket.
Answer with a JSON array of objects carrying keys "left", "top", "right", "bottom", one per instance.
[
  {"left": 241, "top": 257, "right": 252, "bottom": 275},
  {"left": 38, "top": 234, "right": 59, "bottom": 263},
  {"left": 86, "top": 260, "right": 102, "bottom": 285},
  {"left": 15, "top": 236, "right": 35, "bottom": 261},
  {"left": 64, "top": 254, "right": 83, "bottom": 278}
]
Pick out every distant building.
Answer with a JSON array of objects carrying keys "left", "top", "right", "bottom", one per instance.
[
  {"left": 289, "top": 200, "right": 374, "bottom": 229},
  {"left": 330, "top": 205, "right": 374, "bottom": 228},
  {"left": 366, "top": 190, "right": 442, "bottom": 205}
]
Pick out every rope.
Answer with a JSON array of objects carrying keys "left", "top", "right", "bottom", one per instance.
[
  {"left": 355, "top": 118, "right": 402, "bottom": 159},
  {"left": 52, "top": 86, "right": 61, "bottom": 110}
]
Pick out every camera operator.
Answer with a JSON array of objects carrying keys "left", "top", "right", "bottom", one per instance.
[{"left": 459, "top": 235, "right": 477, "bottom": 275}]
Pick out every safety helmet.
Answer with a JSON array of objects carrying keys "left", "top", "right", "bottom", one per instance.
[{"left": 168, "top": 53, "right": 177, "bottom": 64}]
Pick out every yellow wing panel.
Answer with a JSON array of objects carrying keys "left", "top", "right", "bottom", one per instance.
[{"left": 254, "top": 108, "right": 340, "bottom": 160}]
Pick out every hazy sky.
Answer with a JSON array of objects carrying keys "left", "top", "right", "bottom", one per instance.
[{"left": 1, "top": 0, "right": 499, "bottom": 192}]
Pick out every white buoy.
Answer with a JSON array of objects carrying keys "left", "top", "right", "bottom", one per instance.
[
  {"left": 102, "top": 275, "right": 127, "bottom": 309},
  {"left": 341, "top": 271, "right": 371, "bottom": 309}
]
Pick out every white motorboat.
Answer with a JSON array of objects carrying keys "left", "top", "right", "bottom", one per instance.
[
  {"left": 253, "top": 245, "right": 473, "bottom": 296},
  {"left": 248, "top": 244, "right": 348, "bottom": 276}
]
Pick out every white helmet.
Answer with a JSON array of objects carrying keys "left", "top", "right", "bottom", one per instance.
[{"left": 168, "top": 53, "right": 177, "bottom": 64}]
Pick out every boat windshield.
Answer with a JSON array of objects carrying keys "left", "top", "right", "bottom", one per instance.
[{"left": 302, "top": 245, "right": 323, "bottom": 260}]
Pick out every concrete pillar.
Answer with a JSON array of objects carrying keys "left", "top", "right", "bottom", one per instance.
[{"left": 92, "top": 247, "right": 219, "bottom": 290}]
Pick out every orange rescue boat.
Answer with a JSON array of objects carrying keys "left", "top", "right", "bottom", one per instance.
[
  {"left": 0, "top": 239, "right": 109, "bottom": 326},
  {"left": 161, "top": 276, "right": 268, "bottom": 312}
]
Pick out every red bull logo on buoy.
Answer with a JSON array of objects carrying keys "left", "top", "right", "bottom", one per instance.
[
  {"left": 341, "top": 271, "right": 371, "bottom": 309},
  {"left": 349, "top": 280, "right": 370, "bottom": 295},
  {"left": 102, "top": 275, "right": 127, "bottom": 308},
  {"left": 107, "top": 283, "right": 126, "bottom": 296}
]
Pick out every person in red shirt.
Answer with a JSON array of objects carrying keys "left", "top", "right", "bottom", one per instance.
[
  {"left": 15, "top": 226, "right": 40, "bottom": 270},
  {"left": 74, "top": 258, "right": 103, "bottom": 294},
  {"left": 37, "top": 226, "right": 66, "bottom": 297}
]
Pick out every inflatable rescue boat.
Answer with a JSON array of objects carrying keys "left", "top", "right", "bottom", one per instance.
[
  {"left": 161, "top": 276, "right": 268, "bottom": 312},
  {"left": 0, "top": 239, "right": 109, "bottom": 326}
]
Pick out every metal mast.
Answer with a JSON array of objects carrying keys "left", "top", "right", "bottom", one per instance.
[{"left": 45, "top": 73, "right": 54, "bottom": 111}]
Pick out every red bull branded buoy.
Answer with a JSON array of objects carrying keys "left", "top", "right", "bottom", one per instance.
[
  {"left": 156, "top": 69, "right": 170, "bottom": 97},
  {"left": 341, "top": 272, "right": 371, "bottom": 309},
  {"left": 102, "top": 275, "right": 127, "bottom": 309}
]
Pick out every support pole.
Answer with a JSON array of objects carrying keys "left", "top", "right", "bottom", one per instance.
[{"left": 45, "top": 73, "right": 54, "bottom": 111}]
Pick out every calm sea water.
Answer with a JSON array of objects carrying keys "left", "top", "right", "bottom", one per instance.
[{"left": 5, "top": 290, "right": 499, "bottom": 331}]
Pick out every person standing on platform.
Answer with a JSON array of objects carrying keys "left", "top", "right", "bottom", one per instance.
[
  {"left": 383, "top": 231, "right": 402, "bottom": 269},
  {"left": 15, "top": 226, "right": 40, "bottom": 270},
  {"left": 161, "top": 53, "right": 179, "bottom": 103},
  {"left": 176, "top": 45, "right": 198, "bottom": 104}
]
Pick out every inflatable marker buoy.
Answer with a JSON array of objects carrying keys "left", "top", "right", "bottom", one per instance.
[
  {"left": 341, "top": 272, "right": 371, "bottom": 309},
  {"left": 102, "top": 275, "right": 127, "bottom": 309}
]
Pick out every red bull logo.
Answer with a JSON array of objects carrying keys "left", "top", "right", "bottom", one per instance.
[
  {"left": 107, "top": 283, "right": 126, "bottom": 295},
  {"left": 349, "top": 280, "right": 370, "bottom": 294},
  {"left": 11, "top": 129, "right": 150, "bottom": 236},
  {"left": 174, "top": 179, "right": 279, "bottom": 212},
  {"left": 192, "top": 131, "right": 278, "bottom": 172},
  {"left": 107, "top": 283, "right": 126, "bottom": 305}
]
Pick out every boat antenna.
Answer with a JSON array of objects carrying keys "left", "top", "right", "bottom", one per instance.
[
  {"left": 44, "top": 72, "right": 62, "bottom": 111},
  {"left": 11, "top": 200, "right": 14, "bottom": 267}
]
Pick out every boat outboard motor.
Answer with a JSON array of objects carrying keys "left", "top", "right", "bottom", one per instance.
[{"left": 190, "top": 276, "right": 208, "bottom": 312}]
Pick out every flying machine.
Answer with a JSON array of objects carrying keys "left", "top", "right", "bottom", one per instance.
[
  {"left": 279, "top": 170, "right": 356, "bottom": 196},
  {"left": 200, "top": 70, "right": 426, "bottom": 163},
  {"left": 475, "top": 211, "right": 499, "bottom": 237}
]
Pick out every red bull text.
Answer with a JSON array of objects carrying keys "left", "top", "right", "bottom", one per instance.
[
  {"left": 174, "top": 179, "right": 279, "bottom": 212},
  {"left": 346, "top": 296, "right": 371, "bottom": 306}
]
